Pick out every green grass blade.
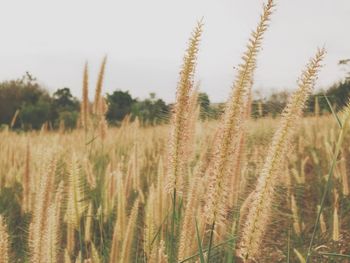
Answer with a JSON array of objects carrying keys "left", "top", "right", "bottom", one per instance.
[
  {"left": 179, "top": 238, "right": 235, "bottom": 263},
  {"left": 195, "top": 218, "right": 206, "bottom": 263},
  {"left": 150, "top": 210, "right": 170, "bottom": 247},
  {"left": 206, "top": 221, "right": 215, "bottom": 263},
  {"left": 287, "top": 228, "right": 291, "bottom": 263},
  {"left": 318, "top": 252, "right": 350, "bottom": 258},
  {"left": 324, "top": 94, "right": 342, "bottom": 128}
]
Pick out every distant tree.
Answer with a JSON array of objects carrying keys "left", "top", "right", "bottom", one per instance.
[
  {"left": 0, "top": 73, "right": 52, "bottom": 129},
  {"left": 52, "top": 87, "right": 79, "bottom": 109},
  {"left": 263, "top": 90, "right": 289, "bottom": 117},
  {"left": 20, "top": 99, "right": 52, "bottom": 129},
  {"left": 106, "top": 90, "right": 135, "bottom": 123},
  {"left": 51, "top": 87, "right": 80, "bottom": 129},
  {"left": 324, "top": 81, "right": 350, "bottom": 110},
  {"left": 339, "top": 58, "right": 350, "bottom": 81},
  {"left": 314, "top": 59, "right": 350, "bottom": 111},
  {"left": 131, "top": 93, "right": 169, "bottom": 124}
]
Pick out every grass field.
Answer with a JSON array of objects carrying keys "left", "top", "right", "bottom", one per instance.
[
  {"left": 1, "top": 0, "right": 350, "bottom": 262},
  {"left": 1, "top": 114, "right": 350, "bottom": 262}
]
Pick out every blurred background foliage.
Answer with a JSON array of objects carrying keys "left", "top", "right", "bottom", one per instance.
[{"left": 1, "top": 61, "right": 350, "bottom": 130}]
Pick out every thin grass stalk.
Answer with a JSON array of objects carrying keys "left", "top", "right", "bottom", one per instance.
[
  {"left": 332, "top": 190, "right": 340, "bottom": 241},
  {"left": 10, "top": 109, "right": 19, "bottom": 129}
]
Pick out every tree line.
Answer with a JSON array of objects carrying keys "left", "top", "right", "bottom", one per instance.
[
  {"left": 0, "top": 72, "right": 349, "bottom": 130},
  {"left": 250, "top": 80, "right": 350, "bottom": 118},
  {"left": 0, "top": 73, "right": 220, "bottom": 130}
]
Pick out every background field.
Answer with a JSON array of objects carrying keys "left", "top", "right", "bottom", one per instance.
[{"left": 1, "top": 114, "right": 350, "bottom": 262}]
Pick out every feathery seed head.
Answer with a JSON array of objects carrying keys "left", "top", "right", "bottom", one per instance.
[
  {"left": 239, "top": 48, "right": 325, "bottom": 261},
  {"left": 166, "top": 20, "right": 203, "bottom": 195},
  {"left": 81, "top": 62, "right": 89, "bottom": 130},
  {"left": 205, "top": 0, "right": 275, "bottom": 227},
  {"left": 93, "top": 56, "right": 107, "bottom": 114}
]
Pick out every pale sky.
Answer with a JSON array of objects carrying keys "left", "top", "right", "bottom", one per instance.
[{"left": 0, "top": 0, "right": 349, "bottom": 102}]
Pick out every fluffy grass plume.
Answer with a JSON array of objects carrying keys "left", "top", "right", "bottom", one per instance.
[
  {"left": 29, "top": 155, "right": 57, "bottom": 263},
  {"left": 65, "top": 154, "right": 87, "bottom": 229},
  {"left": 166, "top": 20, "right": 203, "bottom": 195},
  {"left": 42, "top": 182, "right": 64, "bottom": 263},
  {"left": 93, "top": 56, "right": 107, "bottom": 114},
  {"left": 239, "top": 48, "right": 326, "bottom": 261},
  {"left": 119, "top": 198, "right": 140, "bottom": 263},
  {"left": 22, "top": 141, "right": 31, "bottom": 213},
  {"left": 81, "top": 62, "right": 89, "bottom": 130},
  {"left": 205, "top": 0, "right": 275, "bottom": 228}
]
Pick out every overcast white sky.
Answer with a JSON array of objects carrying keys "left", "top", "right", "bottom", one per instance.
[{"left": 0, "top": 0, "right": 349, "bottom": 102}]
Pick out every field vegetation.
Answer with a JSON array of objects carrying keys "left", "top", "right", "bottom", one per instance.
[{"left": 1, "top": 0, "right": 350, "bottom": 262}]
